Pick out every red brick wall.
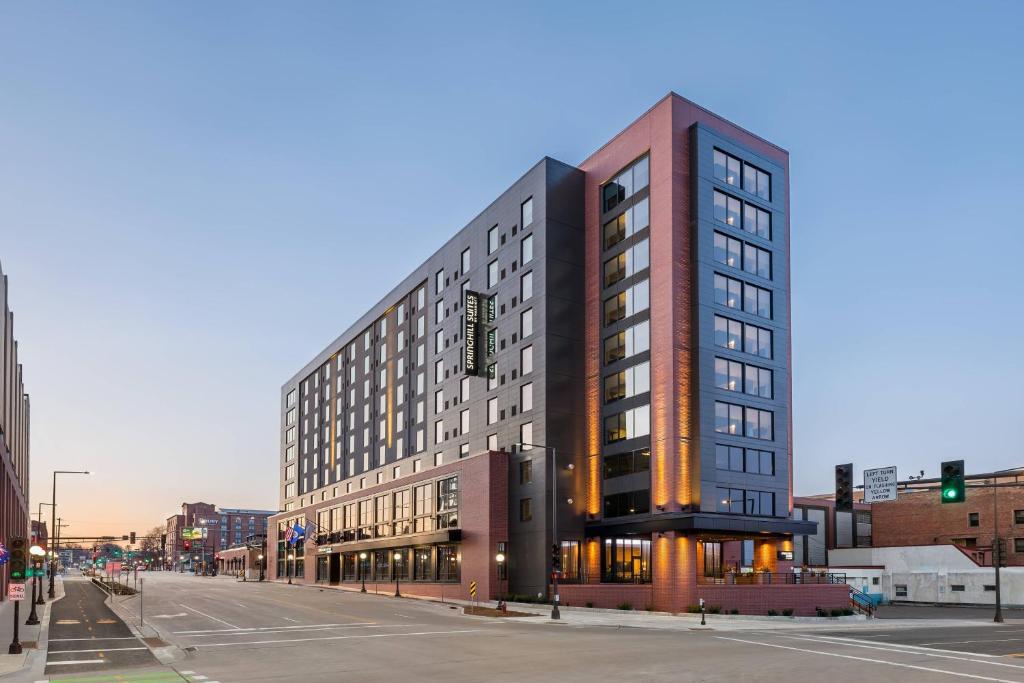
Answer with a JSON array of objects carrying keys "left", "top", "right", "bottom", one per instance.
[
  {"left": 269, "top": 450, "right": 509, "bottom": 599},
  {"left": 873, "top": 487, "right": 1024, "bottom": 565},
  {"left": 698, "top": 583, "right": 849, "bottom": 617}
]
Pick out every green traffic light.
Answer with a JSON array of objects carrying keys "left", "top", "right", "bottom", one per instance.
[{"left": 944, "top": 488, "right": 957, "bottom": 499}]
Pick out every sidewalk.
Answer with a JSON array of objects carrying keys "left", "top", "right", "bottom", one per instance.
[{"left": 0, "top": 576, "right": 63, "bottom": 679}]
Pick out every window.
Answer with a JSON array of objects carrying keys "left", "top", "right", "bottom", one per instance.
[
  {"left": 604, "top": 361, "right": 650, "bottom": 403},
  {"left": 714, "top": 276, "right": 771, "bottom": 319},
  {"left": 716, "top": 488, "right": 775, "bottom": 516},
  {"left": 714, "top": 232, "right": 772, "bottom": 280},
  {"left": 1016, "top": 510, "right": 1024, "bottom": 525},
  {"left": 717, "top": 316, "right": 773, "bottom": 359},
  {"left": 950, "top": 584, "right": 966, "bottom": 592},
  {"left": 603, "top": 538, "right": 651, "bottom": 583},
  {"left": 968, "top": 512, "right": 980, "bottom": 527},
  {"left": 434, "top": 420, "right": 444, "bottom": 444},
  {"left": 521, "top": 234, "right": 534, "bottom": 264},
  {"left": 521, "top": 308, "right": 533, "bottom": 337},
  {"left": 713, "top": 232, "right": 741, "bottom": 270},
  {"left": 715, "top": 190, "right": 771, "bottom": 239},
  {"left": 487, "top": 433, "right": 497, "bottom": 451},
  {"left": 603, "top": 239, "right": 649, "bottom": 286},
  {"left": 434, "top": 359, "right": 444, "bottom": 383},
  {"left": 715, "top": 445, "right": 774, "bottom": 475},
  {"left": 1016, "top": 539, "right": 1024, "bottom": 553},
  {"left": 714, "top": 401, "right": 743, "bottom": 435},
  {"left": 743, "top": 406, "right": 773, "bottom": 440},
  {"left": 434, "top": 298, "right": 445, "bottom": 324},
  {"left": 434, "top": 389, "right": 444, "bottom": 414},
  {"left": 521, "top": 345, "right": 534, "bottom": 374},
  {"left": 488, "top": 225, "right": 500, "bottom": 254},
  {"left": 603, "top": 448, "right": 650, "bottom": 479},
  {"left": 603, "top": 197, "right": 649, "bottom": 250},
  {"left": 435, "top": 269, "right": 444, "bottom": 294},
  {"left": 487, "top": 397, "right": 498, "bottom": 425},
  {"left": 520, "top": 422, "right": 533, "bottom": 447},
  {"left": 487, "top": 364, "right": 497, "bottom": 390},
  {"left": 713, "top": 190, "right": 741, "bottom": 227},
  {"left": 604, "top": 405, "right": 650, "bottom": 443},
  {"left": 520, "top": 460, "right": 533, "bottom": 484},
  {"left": 603, "top": 490, "right": 650, "bottom": 518},
  {"left": 714, "top": 358, "right": 772, "bottom": 398},
  {"left": 743, "top": 203, "right": 771, "bottom": 239},
  {"left": 743, "top": 243, "right": 772, "bottom": 279},
  {"left": 604, "top": 320, "right": 650, "bottom": 364},
  {"left": 604, "top": 279, "right": 649, "bottom": 325},
  {"left": 487, "top": 260, "right": 499, "bottom": 288},
  {"left": 743, "top": 162, "right": 771, "bottom": 201},
  {"left": 521, "top": 271, "right": 533, "bottom": 300},
  {"left": 520, "top": 382, "right": 533, "bottom": 412},
  {"left": 713, "top": 149, "right": 741, "bottom": 187},
  {"left": 459, "top": 408, "right": 469, "bottom": 434},
  {"left": 895, "top": 585, "right": 908, "bottom": 598},
  {"left": 602, "top": 155, "right": 649, "bottom": 213},
  {"left": 461, "top": 247, "right": 471, "bottom": 273},
  {"left": 520, "top": 498, "right": 533, "bottom": 522},
  {"left": 521, "top": 197, "right": 533, "bottom": 227},
  {"left": 460, "top": 377, "right": 470, "bottom": 402}
]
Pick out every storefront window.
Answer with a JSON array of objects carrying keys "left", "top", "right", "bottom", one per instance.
[
  {"left": 602, "top": 537, "right": 651, "bottom": 583},
  {"left": 437, "top": 545, "right": 459, "bottom": 583}
]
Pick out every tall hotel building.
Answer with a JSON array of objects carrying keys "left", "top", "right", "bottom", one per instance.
[{"left": 269, "top": 93, "right": 848, "bottom": 614}]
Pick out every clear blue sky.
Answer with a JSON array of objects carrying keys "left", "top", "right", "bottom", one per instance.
[{"left": 2, "top": 2, "right": 1021, "bottom": 536}]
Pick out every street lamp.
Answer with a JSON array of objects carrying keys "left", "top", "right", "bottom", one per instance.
[
  {"left": 496, "top": 553, "right": 507, "bottom": 612},
  {"left": 287, "top": 552, "right": 295, "bottom": 584},
  {"left": 359, "top": 552, "right": 368, "bottom": 593},
  {"left": 25, "top": 545, "right": 45, "bottom": 625},
  {"left": 393, "top": 551, "right": 402, "bottom": 597},
  {"left": 257, "top": 554, "right": 265, "bottom": 582},
  {"left": 515, "top": 442, "right": 563, "bottom": 620},
  {"left": 49, "top": 470, "right": 90, "bottom": 598},
  {"left": 34, "top": 502, "right": 54, "bottom": 605}
]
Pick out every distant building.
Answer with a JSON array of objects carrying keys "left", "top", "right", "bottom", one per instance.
[
  {"left": 0, "top": 262, "right": 31, "bottom": 602},
  {"left": 166, "top": 502, "right": 274, "bottom": 572},
  {"left": 31, "top": 519, "right": 47, "bottom": 551},
  {"left": 792, "top": 496, "right": 872, "bottom": 568}
]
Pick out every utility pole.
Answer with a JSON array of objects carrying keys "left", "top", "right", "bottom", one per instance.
[{"left": 994, "top": 484, "right": 1004, "bottom": 623}]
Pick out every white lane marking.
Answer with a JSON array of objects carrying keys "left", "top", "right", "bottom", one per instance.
[
  {"left": 173, "top": 622, "right": 374, "bottom": 635},
  {"left": 191, "top": 676, "right": 209, "bottom": 681},
  {"left": 282, "top": 617, "right": 298, "bottom": 622},
  {"left": 46, "top": 659, "right": 107, "bottom": 666},
  {"left": 236, "top": 603, "right": 246, "bottom": 608},
  {"left": 715, "top": 637, "right": 1019, "bottom": 683},
  {"left": 778, "top": 635, "right": 1024, "bottom": 670},
  {"left": 179, "top": 603, "right": 240, "bottom": 630},
  {"left": 180, "top": 672, "right": 195, "bottom": 675},
  {"left": 179, "top": 624, "right": 426, "bottom": 639},
  {"left": 49, "top": 647, "right": 148, "bottom": 654},
  {"left": 394, "top": 613, "right": 413, "bottom": 619},
  {"left": 194, "top": 629, "right": 483, "bottom": 649},
  {"left": 150, "top": 613, "right": 188, "bottom": 619},
  {"left": 796, "top": 634, "right": 1001, "bottom": 658},
  {"left": 919, "top": 638, "right": 1024, "bottom": 646},
  {"left": 49, "top": 637, "right": 139, "bottom": 642}
]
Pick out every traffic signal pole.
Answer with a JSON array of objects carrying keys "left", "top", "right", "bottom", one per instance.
[{"left": 994, "top": 487, "right": 1003, "bottom": 623}]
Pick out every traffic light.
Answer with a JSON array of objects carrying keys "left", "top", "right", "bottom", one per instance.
[
  {"left": 940, "top": 460, "right": 966, "bottom": 504},
  {"left": 835, "top": 463, "right": 853, "bottom": 512},
  {"left": 9, "top": 537, "right": 26, "bottom": 581},
  {"left": 130, "top": 531, "right": 136, "bottom": 545},
  {"left": 551, "top": 543, "right": 561, "bottom": 572},
  {"left": 183, "top": 540, "right": 191, "bottom": 551}
]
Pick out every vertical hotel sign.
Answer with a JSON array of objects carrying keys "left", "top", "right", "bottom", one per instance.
[{"left": 464, "top": 290, "right": 483, "bottom": 376}]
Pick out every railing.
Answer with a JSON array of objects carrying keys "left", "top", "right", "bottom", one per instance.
[
  {"left": 849, "top": 585, "right": 875, "bottom": 617},
  {"left": 697, "top": 572, "right": 848, "bottom": 586}
]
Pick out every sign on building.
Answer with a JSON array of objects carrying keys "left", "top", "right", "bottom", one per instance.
[
  {"left": 464, "top": 290, "right": 482, "bottom": 376},
  {"left": 863, "top": 466, "right": 898, "bottom": 503}
]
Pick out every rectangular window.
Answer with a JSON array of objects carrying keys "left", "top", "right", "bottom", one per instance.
[
  {"left": 713, "top": 190, "right": 742, "bottom": 228},
  {"left": 521, "top": 197, "right": 533, "bottom": 227},
  {"left": 743, "top": 203, "right": 771, "bottom": 239},
  {"left": 1015, "top": 510, "right": 1024, "bottom": 525},
  {"left": 602, "top": 538, "right": 651, "bottom": 583},
  {"left": 461, "top": 247, "right": 471, "bottom": 273},
  {"left": 487, "top": 433, "right": 498, "bottom": 451},
  {"left": 604, "top": 361, "right": 650, "bottom": 403},
  {"left": 434, "top": 420, "right": 444, "bottom": 445},
  {"left": 521, "top": 234, "right": 534, "bottom": 264},
  {"left": 603, "top": 490, "right": 650, "bottom": 518},
  {"left": 487, "top": 397, "right": 498, "bottom": 425},
  {"left": 714, "top": 401, "right": 743, "bottom": 435},
  {"left": 1016, "top": 538, "right": 1024, "bottom": 553},
  {"left": 488, "top": 260, "right": 499, "bottom": 288},
  {"left": 520, "top": 459, "right": 533, "bottom": 484},
  {"left": 435, "top": 269, "right": 444, "bottom": 294},
  {"left": 488, "top": 226, "right": 500, "bottom": 254},
  {"left": 714, "top": 315, "right": 772, "bottom": 359},
  {"left": 521, "top": 271, "right": 533, "bottom": 300},
  {"left": 968, "top": 512, "right": 980, "bottom": 527},
  {"left": 716, "top": 488, "right": 774, "bottom": 516},
  {"left": 521, "top": 308, "right": 533, "bottom": 337},
  {"left": 713, "top": 149, "right": 741, "bottom": 187},
  {"left": 520, "top": 382, "right": 533, "bottom": 412},
  {"left": 604, "top": 405, "right": 650, "bottom": 443},
  {"left": 604, "top": 320, "right": 650, "bottom": 365},
  {"left": 520, "top": 498, "right": 533, "bottom": 522},
  {"left": 603, "top": 279, "right": 649, "bottom": 325},
  {"left": 603, "top": 239, "right": 649, "bottom": 286},
  {"left": 895, "top": 585, "right": 908, "bottom": 597},
  {"left": 715, "top": 358, "right": 773, "bottom": 398},
  {"left": 434, "top": 389, "right": 444, "bottom": 415},
  {"left": 521, "top": 345, "right": 534, "bottom": 374},
  {"left": 520, "top": 422, "right": 533, "bottom": 447},
  {"left": 743, "top": 162, "right": 771, "bottom": 201},
  {"left": 460, "top": 408, "right": 469, "bottom": 434},
  {"left": 603, "top": 197, "right": 649, "bottom": 250},
  {"left": 603, "top": 448, "right": 651, "bottom": 479},
  {"left": 602, "top": 155, "right": 649, "bottom": 213},
  {"left": 435, "top": 298, "right": 445, "bottom": 324}
]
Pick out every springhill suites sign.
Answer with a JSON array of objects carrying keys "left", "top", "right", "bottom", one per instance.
[{"left": 464, "top": 290, "right": 482, "bottom": 376}]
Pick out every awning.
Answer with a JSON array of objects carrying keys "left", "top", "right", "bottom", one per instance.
[
  {"left": 585, "top": 512, "right": 817, "bottom": 537},
  {"left": 313, "top": 529, "right": 462, "bottom": 554}
]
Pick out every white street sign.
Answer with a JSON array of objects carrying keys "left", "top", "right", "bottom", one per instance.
[
  {"left": 7, "top": 582, "right": 25, "bottom": 601},
  {"left": 863, "top": 466, "right": 898, "bottom": 503}
]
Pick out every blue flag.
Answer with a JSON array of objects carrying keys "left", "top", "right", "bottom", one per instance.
[{"left": 292, "top": 523, "right": 305, "bottom": 544}]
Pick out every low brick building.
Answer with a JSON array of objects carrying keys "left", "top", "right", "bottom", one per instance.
[{"left": 871, "top": 472, "right": 1024, "bottom": 566}]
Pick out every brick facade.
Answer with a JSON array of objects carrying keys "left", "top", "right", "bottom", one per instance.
[{"left": 873, "top": 485, "right": 1024, "bottom": 565}]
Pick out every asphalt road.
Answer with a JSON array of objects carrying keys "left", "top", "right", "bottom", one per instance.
[
  {"left": 34, "top": 572, "right": 1024, "bottom": 682},
  {"left": 45, "top": 576, "right": 158, "bottom": 675}
]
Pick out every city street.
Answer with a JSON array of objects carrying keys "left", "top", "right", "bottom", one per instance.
[{"left": 24, "top": 572, "right": 1024, "bottom": 682}]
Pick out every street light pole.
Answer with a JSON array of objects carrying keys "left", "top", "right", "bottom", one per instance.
[
  {"left": 994, "top": 484, "right": 1004, "bottom": 623},
  {"left": 49, "top": 470, "right": 89, "bottom": 598},
  {"left": 287, "top": 553, "right": 294, "bottom": 584},
  {"left": 393, "top": 552, "right": 402, "bottom": 597},
  {"left": 258, "top": 554, "right": 265, "bottom": 582},
  {"left": 35, "top": 502, "right": 54, "bottom": 605},
  {"left": 516, "top": 442, "right": 561, "bottom": 620},
  {"left": 359, "top": 552, "right": 367, "bottom": 593}
]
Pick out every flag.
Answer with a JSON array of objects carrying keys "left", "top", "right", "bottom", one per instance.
[
  {"left": 293, "top": 523, "right": 305, "bottom": 544},
  {"left": 283, "top": 526, "right": 295, "bottom": 544}
]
